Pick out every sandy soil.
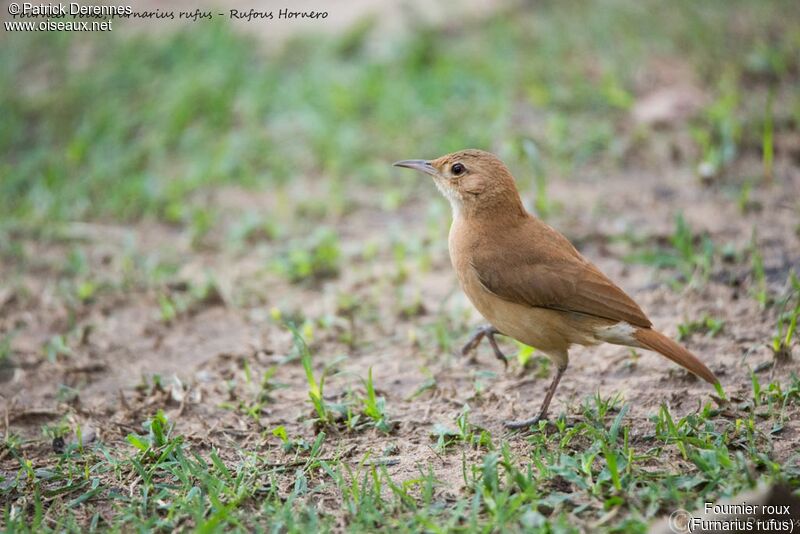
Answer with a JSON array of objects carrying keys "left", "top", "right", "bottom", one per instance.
[{"left": 3, "top": 147, "right": 799, "bottom": 503}]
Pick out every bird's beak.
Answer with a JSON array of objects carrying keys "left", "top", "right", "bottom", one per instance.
[{"left": 393, "top": 159, "right": 438, "bottom": 177}]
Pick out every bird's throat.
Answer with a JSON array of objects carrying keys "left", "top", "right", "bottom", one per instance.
[{"left": 433, "top": 179, "right": 463, "bottom": 219}]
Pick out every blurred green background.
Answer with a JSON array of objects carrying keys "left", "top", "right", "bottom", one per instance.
[{"left": 2, "top": 0, "right": 797, "bottom": 232}]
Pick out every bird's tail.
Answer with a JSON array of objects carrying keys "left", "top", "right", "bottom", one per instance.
[{"left": 633, "top": 328, "right": 718, "bottom": 385}]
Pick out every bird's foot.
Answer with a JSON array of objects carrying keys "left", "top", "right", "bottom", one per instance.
[
  {"left": 504, "top": 414, "right": 548, "bottom": 430},
  {"left": 461, "top": 325, "right": 508, "bottom": 368},
  {"left": 461, "top": 328, "right": 487, "bottom": 356},
  {"left": 504, "top": 365, "right": 566, "bottom": 431}
]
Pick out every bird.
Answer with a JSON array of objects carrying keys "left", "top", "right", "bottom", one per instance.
[{"left": 394, "top": 149, "right": 718, "bottom": 429}]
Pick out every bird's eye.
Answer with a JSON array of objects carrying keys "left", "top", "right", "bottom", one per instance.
[{"left": 451, "top": 163, "right": 465, "bottom": 176}]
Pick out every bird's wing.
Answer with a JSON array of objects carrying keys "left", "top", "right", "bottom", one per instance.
[{"left": 470, "top": 224, "right": 652, "bottom": 328}]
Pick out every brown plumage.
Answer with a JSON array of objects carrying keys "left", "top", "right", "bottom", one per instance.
[{"left": 394, "top": 149, "right": 718, "bottom": 428}]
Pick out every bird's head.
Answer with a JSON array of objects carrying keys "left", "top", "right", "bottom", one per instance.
[{"left": 393, "top": 149, "right": 524, "bottom": 219}]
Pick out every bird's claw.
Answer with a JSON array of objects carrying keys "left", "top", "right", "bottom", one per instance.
[
  {"left": 462, "top": 325, "right": 508, "bottom": 368},
  {"left": 485, "top": 332, "right": 508, "bottom": 368},
  {"left": 461, "top": 333, "right": 485, "bottom": 357},
  {"left": 504, "top": 415, "right": 547, "bottom": 430}
]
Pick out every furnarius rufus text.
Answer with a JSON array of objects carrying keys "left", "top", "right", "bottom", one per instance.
[{"left": 394, "top": 149, "right": 718, "bottom": 428}]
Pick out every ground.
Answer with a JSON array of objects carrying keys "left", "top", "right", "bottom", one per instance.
[{"left": 1, "top": 0, "right": 800, "bottom": 531}]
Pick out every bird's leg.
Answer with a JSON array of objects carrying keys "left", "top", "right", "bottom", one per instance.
[
  {"left": 504, "top": 364, "right": 567, "bottom": 429},
  {"left": 461, "top": 325, "right": 507, "bottom": 367},
  {"left": 461, "top": 325, "right": 490, "bottom": 355}
]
